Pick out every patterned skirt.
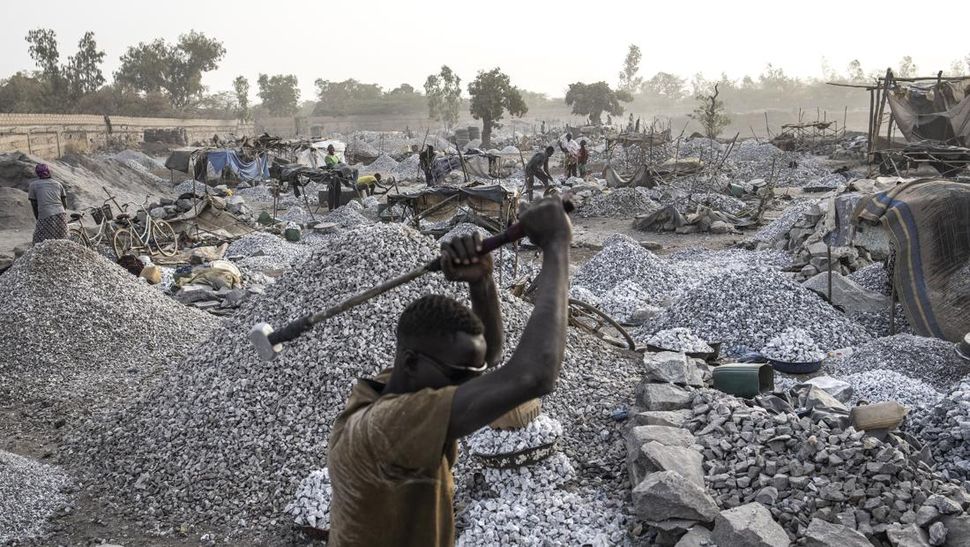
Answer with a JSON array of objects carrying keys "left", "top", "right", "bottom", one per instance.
[{"left": 33, "top": 213, "right": 69, "bottom": 244}]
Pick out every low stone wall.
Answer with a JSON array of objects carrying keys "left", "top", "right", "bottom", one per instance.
[{"left": 0, "top": 113, "right": 254, "bottom": 160}]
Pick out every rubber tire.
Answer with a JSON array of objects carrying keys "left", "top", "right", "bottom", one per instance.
[
  {"left": 151, "top": 220, "right": 178, "bottom": 256},
  {"left": 113, "top": 227, "right": 137, "bottom": 258},
  {"left": 68, "top": 227, "right": 89, "bottom": 249}
]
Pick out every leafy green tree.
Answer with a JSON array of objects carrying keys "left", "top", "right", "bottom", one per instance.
[
  {"left": 618, "top": 44, "right": 643, "bottom": 95},
  {"left": 642, "top": 72, "right": 686, "bottom": 100},
  {"left": 424, "top": 65, "right": 462, "bottom": 129},
  {"left": 26, "top": 29, "right": 61, "bottom": 82},
  {"left": 314, "top": 79, "right": 381, "bottom": 115},
  {"left": 0, "top": 72, "right": 48, "bottom": 112},
  {"left": 468, "top": 68, "right": 527, "bottom": 146},
  {"left": 689, "top": 83, "right": 731, "bottom": 139},
  {"left": 564, "top": 81, "right": 631, "bottom": 125},
  {"left": 257, "top": 74, "right": 300, "bottom": 116},
  {"left": 115, "top": 31, "right": 226, "bottom": 109},
  {"left": 233, "top": 76, "right": 250, "bottom": 120},
  {"left": 65, "top": 32, "right": 105, "bottom": 100},
  {"left": 758, "top": 63, "right": 794, "bottom": 92}
]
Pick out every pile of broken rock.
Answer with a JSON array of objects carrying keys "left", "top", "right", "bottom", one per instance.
[{"left": 626, "top": 351, "right": 970, "bottom": 546}]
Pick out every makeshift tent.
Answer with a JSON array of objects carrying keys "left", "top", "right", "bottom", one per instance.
[
  {"left": 855, "top": 179, "right": 970, "bottom": 342},
  {"left": 886, "top": 79, "right": 970, "bottom": 147},
  {"left": 205, "top": 149, "right": 270, "bottom": 182}
]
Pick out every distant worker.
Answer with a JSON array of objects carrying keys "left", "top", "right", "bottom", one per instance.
[
  {"left": 524, "top": 146, "right": 554, "bottom": 201},
  {"left": 28, "top": 163, "right": 68, "bottom": 244},
  {"left": 558, "top": 133, "right": 579, "bottom": 179},
  {"left": 356, "top": 173, "right": 382, "bottom": 196},
  {"left": 325, "top": 144, "right": 341, "bottom": 168},
  {"left": 419, "top": 145, "right": 436, "bottom": 184},
  {"left": 577, "top": 139, "right": 589, "bottom": 178}
]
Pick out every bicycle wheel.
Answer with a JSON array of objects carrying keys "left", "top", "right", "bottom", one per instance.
[
  {"left": 567, "top": 299, "right": 637, "bottom": 350},
  {"left": 112, "top": 227, "right": 138, "bottom": 258},
  {"left": 151, "top": 220, "right": 178, "bottom": 256},
  {"left": 68, "top": 227, "right": 90, "bottom": 249}
]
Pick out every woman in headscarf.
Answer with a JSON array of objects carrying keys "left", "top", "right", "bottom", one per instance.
[{"left": 27, "top": 163, "right": 69, "bottom": 244}]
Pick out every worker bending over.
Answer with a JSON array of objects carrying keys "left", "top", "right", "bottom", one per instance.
[
  {"left": 328, "top": 197, "right": 572, "bottom": 547},
  {"left": 356, "top": 173, "right": 381, "bottom": 196},
  {"left": 524, "top": 146, "right": 555, "bottom": 201},
  {"left": 28, "top": 163, "right": 69, "bottom": 244}
]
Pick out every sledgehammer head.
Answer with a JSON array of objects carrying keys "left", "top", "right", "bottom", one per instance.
[{"left": 250, "top": 322, "right": 282, "bottom": 361}]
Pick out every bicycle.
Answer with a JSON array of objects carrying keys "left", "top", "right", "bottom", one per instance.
[
  {"left": 112, "top": 196, "right": 179, "bottom": 258},
  {"left": 67, "top": 188, "right": 132, "bottom": 258}
]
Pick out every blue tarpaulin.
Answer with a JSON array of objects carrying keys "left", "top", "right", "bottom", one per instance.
[{"left": 206, "top": 149, "right": 270, "bottom": 181}]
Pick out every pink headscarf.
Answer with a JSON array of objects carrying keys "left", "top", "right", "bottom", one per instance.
[{"left": 35, "top": 163, "right": 51, "bottom": 179}]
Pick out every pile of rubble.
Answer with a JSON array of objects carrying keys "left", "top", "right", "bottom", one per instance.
[
  {"left": 0, "top": 240, "right": 217, "bottom": 437},
  {"left": 914, "top": 381, "right": 970, "bottom": 483},
  {"left": 625, "top": 350, "right": 970, "bottom": 546},
  {"left": 571, "top": 234, "right": 681, "bottom": 310},
  {"left": 577, "top": 188, "right": 660, "bottom": 218},
  {"left": 642, "top": 267, "right": 872, "bottom": 355},
  {"left": 761, "top": 327, "right": 827, "bottom": 363},
  {"left": 75, "top": 223, "right": 641, "bottom": 540},
  {"left": 0, "top": 451, "right": 72, "bottom": 544},
  {"left": 825, "top": 334, "right": 969, "bottom": 391}
]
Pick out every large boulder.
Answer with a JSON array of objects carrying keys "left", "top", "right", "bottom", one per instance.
[
  {"left": 711, "top": 503, "right": 789, "bottom": 547},
  {"left": 629, "top": 441, "right": 705, "bottom": 487},
  {"left": 886, "top": 524, "right": 931, "bottom": 547},
  {"left": 636, "top": 381, "right": 692, "bottom": 411},
  {"left": 803, "top": 271, "right": 890, "bottom": 314},
  {"left": 634, "top": 409, "right": 693, "bottom": 428},
  {"left": 804, "top": 518, "right": 871, "bottom": 547},
  {"left": 632, "top": 471, "right": 719, "bottom": 524},
  {"left": 643, "top": 351, "right": 691, "bottom": 384},
  {"left": 940, "top": 515, "right": 970, "bottom": 546},
  {"left": 674, "top": 526, "right": 714, "bottom": 547}
]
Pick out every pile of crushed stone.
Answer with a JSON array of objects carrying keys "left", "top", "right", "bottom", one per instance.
[
  {"left": 642, "top": 268, "right": 872, "bottom": 355},
  {"left": 825, "top": 334, "right": 970, "bottom": 391},
  {"left": 577, "top": 188, "right": 660, "bottom": 218},
  {"left": 0, "top": 240, "right": 217, "bottom": 437},
  {"left": 0, "top": 450, "right": 72, "bottom": 544},
  {"left": 75, "top": 223, "right": 640, "bottom": 539}
]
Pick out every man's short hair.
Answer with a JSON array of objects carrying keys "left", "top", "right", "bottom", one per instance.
[
  {"left": 397, "top": 295, "right": 484, "bottom": 343},
  {"left": 544, "top": 146, "right": 555, "bottom": 155}
]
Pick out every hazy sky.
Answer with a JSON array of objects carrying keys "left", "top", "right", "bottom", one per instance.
[{"left": 3, "top": 0, "right": 967, "bottom": 101}]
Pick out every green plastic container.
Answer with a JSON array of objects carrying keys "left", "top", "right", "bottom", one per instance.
[{"left": 713, "top": 363, "right": 774, "bottom": 399}]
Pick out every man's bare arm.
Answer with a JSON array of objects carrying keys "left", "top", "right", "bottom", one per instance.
[
  {"left": 470, "top": 277, "right": 503, "bottom": 366},
  {"left": 447, "top": 199, "right": 570, "bottom": 439}
]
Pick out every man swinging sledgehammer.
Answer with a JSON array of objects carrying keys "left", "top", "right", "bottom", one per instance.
[{"left": 326, "top": 196, "right": 572, "bottom": 546}]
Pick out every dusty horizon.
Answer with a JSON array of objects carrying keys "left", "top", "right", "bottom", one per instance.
[{"left": 2, "top": 0, "right": 967, "bottom": 102}]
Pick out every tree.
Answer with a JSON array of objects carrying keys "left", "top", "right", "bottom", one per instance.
[
  {"left": 898, "top": 56, "right": 918, "bottom": 78},
  {"left": 847, "top": 60, "right": 866, "bottom": 83},
  {"left": 564, "top": 81, "right": 631, "bottom": 125},
  {"left": 65, "top": 32, "right": 105, "bottom": 100},
  {"left": 618, "top": 44, "right": 643, "bottom": 94},
  {"left": 233, "top": 76, "right": 250, "bottom": 120},
  {"left": 314, "top": 79, "right": 381, "bottom": 116},
  {"left": 642, "top": 72, "right": 686, "bottom": 100},
  {"left": 467, "top": 68, "right": 527, "bottom": 147},
  {"left": 690, "top": 72, "right": 711, "bottom": 96},
  {"left": 257, "top": 74, "right": 300, "bottom": 116},
  {"left": 424, "top": 65, "right": 462, "bottom": 129},
  {"left": 759, "top": 63, "right": 794, "bottom": 92},
  {"left": 389, "top": 83, "right": 415, "bottom": 95},
  {"left": 115, "top": 31, "right": 226, "bottom": 109},
  {"left": 26, "top": 29, "right": 61, "bottom": 81},
  {"left": 689, "top": 83, "right": 731, "bottom": 139},
  {"left": 0, "top": 72, "right": 48, "bottom": 112}
]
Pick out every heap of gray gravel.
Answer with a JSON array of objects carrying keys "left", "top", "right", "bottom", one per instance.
[
  {"left": 825, "top": 334, "right": 970, "bottom": 391},
  {"left": 577, "top": 188, "right": 660, "bottom": 218},
  {"left": 0, "top": 241, "right": 217, "bottom": 437},
  {"left": 841, "top": 369, "right": 943, "bottom": 410},
  {"left": 0, "top": 450, "right": 72, "bottom": 544},
  {"left": 750, "top": 200, "right": 817, "bottom": 244},
  {"left": 642, "top": 267, "right": 871, "bottom": 355},
  {"left": 75, "top": 223, "right": 640, "bottom": 538},
  {"left": 761, "top": 328, "right": 826, "bottom": 363},
  {"left": 912, "top": 381, "right": 970, "bottom": 482},
  {"left": 848, "top": 262, "right": 891, "bottom": 296},
  {"left": 690, "top": 388, "right": 964, "bottom": 540},
  {"left": 571, "top": 234, "right": 680, "bottom": 306}
]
